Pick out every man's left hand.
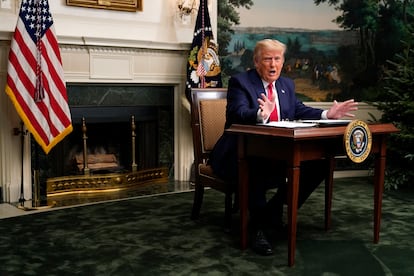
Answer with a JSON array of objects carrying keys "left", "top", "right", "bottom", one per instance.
[{"left": 326, "top": 99, "right": 358, "bottom": 119}]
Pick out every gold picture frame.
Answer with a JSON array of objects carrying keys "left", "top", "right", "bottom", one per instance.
[{"left": 66, "top": 0, "right": 142, "bottom": 12}]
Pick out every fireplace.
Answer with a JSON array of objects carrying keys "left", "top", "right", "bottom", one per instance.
[{"left": 32, "top": 84, "right": 174, "bottom": 197}]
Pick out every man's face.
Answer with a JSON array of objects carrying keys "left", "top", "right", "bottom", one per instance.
[{"left": 255, "top": 49, "right": 284, "bottom": 83}]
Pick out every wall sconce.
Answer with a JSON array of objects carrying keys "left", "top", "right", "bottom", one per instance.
[{"left": 176, "top": 0, "right": 197, "bottom": 25}]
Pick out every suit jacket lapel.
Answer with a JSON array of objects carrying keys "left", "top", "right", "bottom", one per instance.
[{"left": 248, "top": 70, "right": 265, "bottom": 98}]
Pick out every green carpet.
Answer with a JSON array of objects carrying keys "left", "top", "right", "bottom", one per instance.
[{"left": 0, "top": 177, "right": 413, "bottom": 275}]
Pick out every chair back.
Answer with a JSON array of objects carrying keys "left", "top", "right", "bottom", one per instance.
[{"left": 191, "top": 88, "right": 227, "bottom": 165}]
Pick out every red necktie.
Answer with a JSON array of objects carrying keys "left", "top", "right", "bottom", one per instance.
[{"left": 267, "top": 83, "right": 279, "bottom": 122}]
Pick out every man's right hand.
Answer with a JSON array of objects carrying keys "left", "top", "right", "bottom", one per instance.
[{"left": 257, "top": 93, "right": 276, "bottom": 120}]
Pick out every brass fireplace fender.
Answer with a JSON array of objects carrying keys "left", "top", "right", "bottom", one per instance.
[
  {"left": 47, "top": 167, "right": 169, "bottom": 196},
  {"left": 46, "top": 115, "right": 169, "bottom": 197}
]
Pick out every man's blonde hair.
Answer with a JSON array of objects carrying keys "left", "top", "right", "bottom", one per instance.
[{"left": 253, "top": 39, "right": 287, "bottom": 63}]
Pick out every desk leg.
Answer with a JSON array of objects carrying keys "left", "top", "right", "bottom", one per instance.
[
  {"left": 238, "top": 136, "right": 249, "bottom": 250},
  {"left": 287, "top": 166, "right": 300, "bottom": 267},
  {"left": 374, "top": 137, "right": 386, "bottom": 243},
  {"left": 325, "top": 157, "right": 335, "bottom": 231}
]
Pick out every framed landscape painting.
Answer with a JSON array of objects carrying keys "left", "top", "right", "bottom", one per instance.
[
  {"left": 66, "top": 0, "right": 142, "bottom": 12},
  {"left": 224, "top": 0, "right": 359, "bottom": 102}
]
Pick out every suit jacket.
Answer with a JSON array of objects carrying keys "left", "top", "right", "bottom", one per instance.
[{"left": 209, "top": 69, "right": 324, "bottom": 181}]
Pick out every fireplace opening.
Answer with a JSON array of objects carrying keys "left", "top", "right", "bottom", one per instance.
[
  {"left": 62, "top": 105, "right": 163, "bottom": 176},
  {"left": 31, "top": 84, "right": 174, "bottom": 197}
]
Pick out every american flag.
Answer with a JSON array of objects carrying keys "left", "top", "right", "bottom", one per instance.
[
  {"left": 5, "top": 0, "right": 72, "bottom": 154},
  {"left": 196, "top": 62, "right": 207, "bottom": 77}
]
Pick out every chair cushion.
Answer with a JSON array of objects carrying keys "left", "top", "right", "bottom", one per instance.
[{"left": 198, "top": 163, "right": 226, "bottom": 184}]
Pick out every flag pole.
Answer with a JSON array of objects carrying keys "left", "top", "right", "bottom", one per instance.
[
  {"left": 33, "top": 140, "right": 41, "bottom": 207},
  {"left": 200, "top": 0, "right": 206, "bottom": 88},
  {"left": 18, "top": 121, "right": 27, "bottom": 206},
  {"left": 15, "top": 122, "right": 55, "bottom": 211}
]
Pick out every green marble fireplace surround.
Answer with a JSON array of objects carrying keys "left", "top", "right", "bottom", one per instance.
[{"left": 32, "top": 84, "right": 174, "bottom": 192}]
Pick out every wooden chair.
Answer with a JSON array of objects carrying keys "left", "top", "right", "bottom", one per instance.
[{"left": 190, "top": 88, "right": 236, "bottom": 231}]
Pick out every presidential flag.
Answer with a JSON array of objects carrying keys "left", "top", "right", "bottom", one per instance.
[
  {"left": 5, "top": 0, "right": 72, "bottom": 154},
  {"left": 185, "top": 0, "right": 222, "bottom": 102}
]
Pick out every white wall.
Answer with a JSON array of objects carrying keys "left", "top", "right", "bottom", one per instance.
[{"left": 0, "top": 0, "right": 217, "bottom": 43}]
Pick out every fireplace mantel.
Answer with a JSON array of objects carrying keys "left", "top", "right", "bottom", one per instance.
[
  {"left": 60, "top": 39, "right": 194, "bottom": 192},
  {"left": 0, "top": 34, "right": 195, "bottom": 203},
  {"left": 58, "top": 35, "right": 191, "bottom": 51}
]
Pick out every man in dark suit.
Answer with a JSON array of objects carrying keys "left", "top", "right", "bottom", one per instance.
[{"left": 209, "top": 39, "right": 358, "bottom": 256}]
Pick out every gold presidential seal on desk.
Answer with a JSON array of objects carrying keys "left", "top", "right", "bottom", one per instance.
[{"left": 344, "top": 120, "right": 372, "bottom": 163}]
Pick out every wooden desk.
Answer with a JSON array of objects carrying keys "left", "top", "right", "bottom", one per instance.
[{"left": 226, "top": 123, "right": 399, "bottom": 266}]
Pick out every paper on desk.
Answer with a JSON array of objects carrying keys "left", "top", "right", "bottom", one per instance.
[
  {"left": 258, "top": 121, "right": 317, "bottom": 128},
  {"left": 301, "top": 119, "right": 352, "bottom": 125}
]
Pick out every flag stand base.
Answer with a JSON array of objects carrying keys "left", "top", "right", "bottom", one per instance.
[{"left": 15, "top": 200, "right": 56, "bottom": 211}]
